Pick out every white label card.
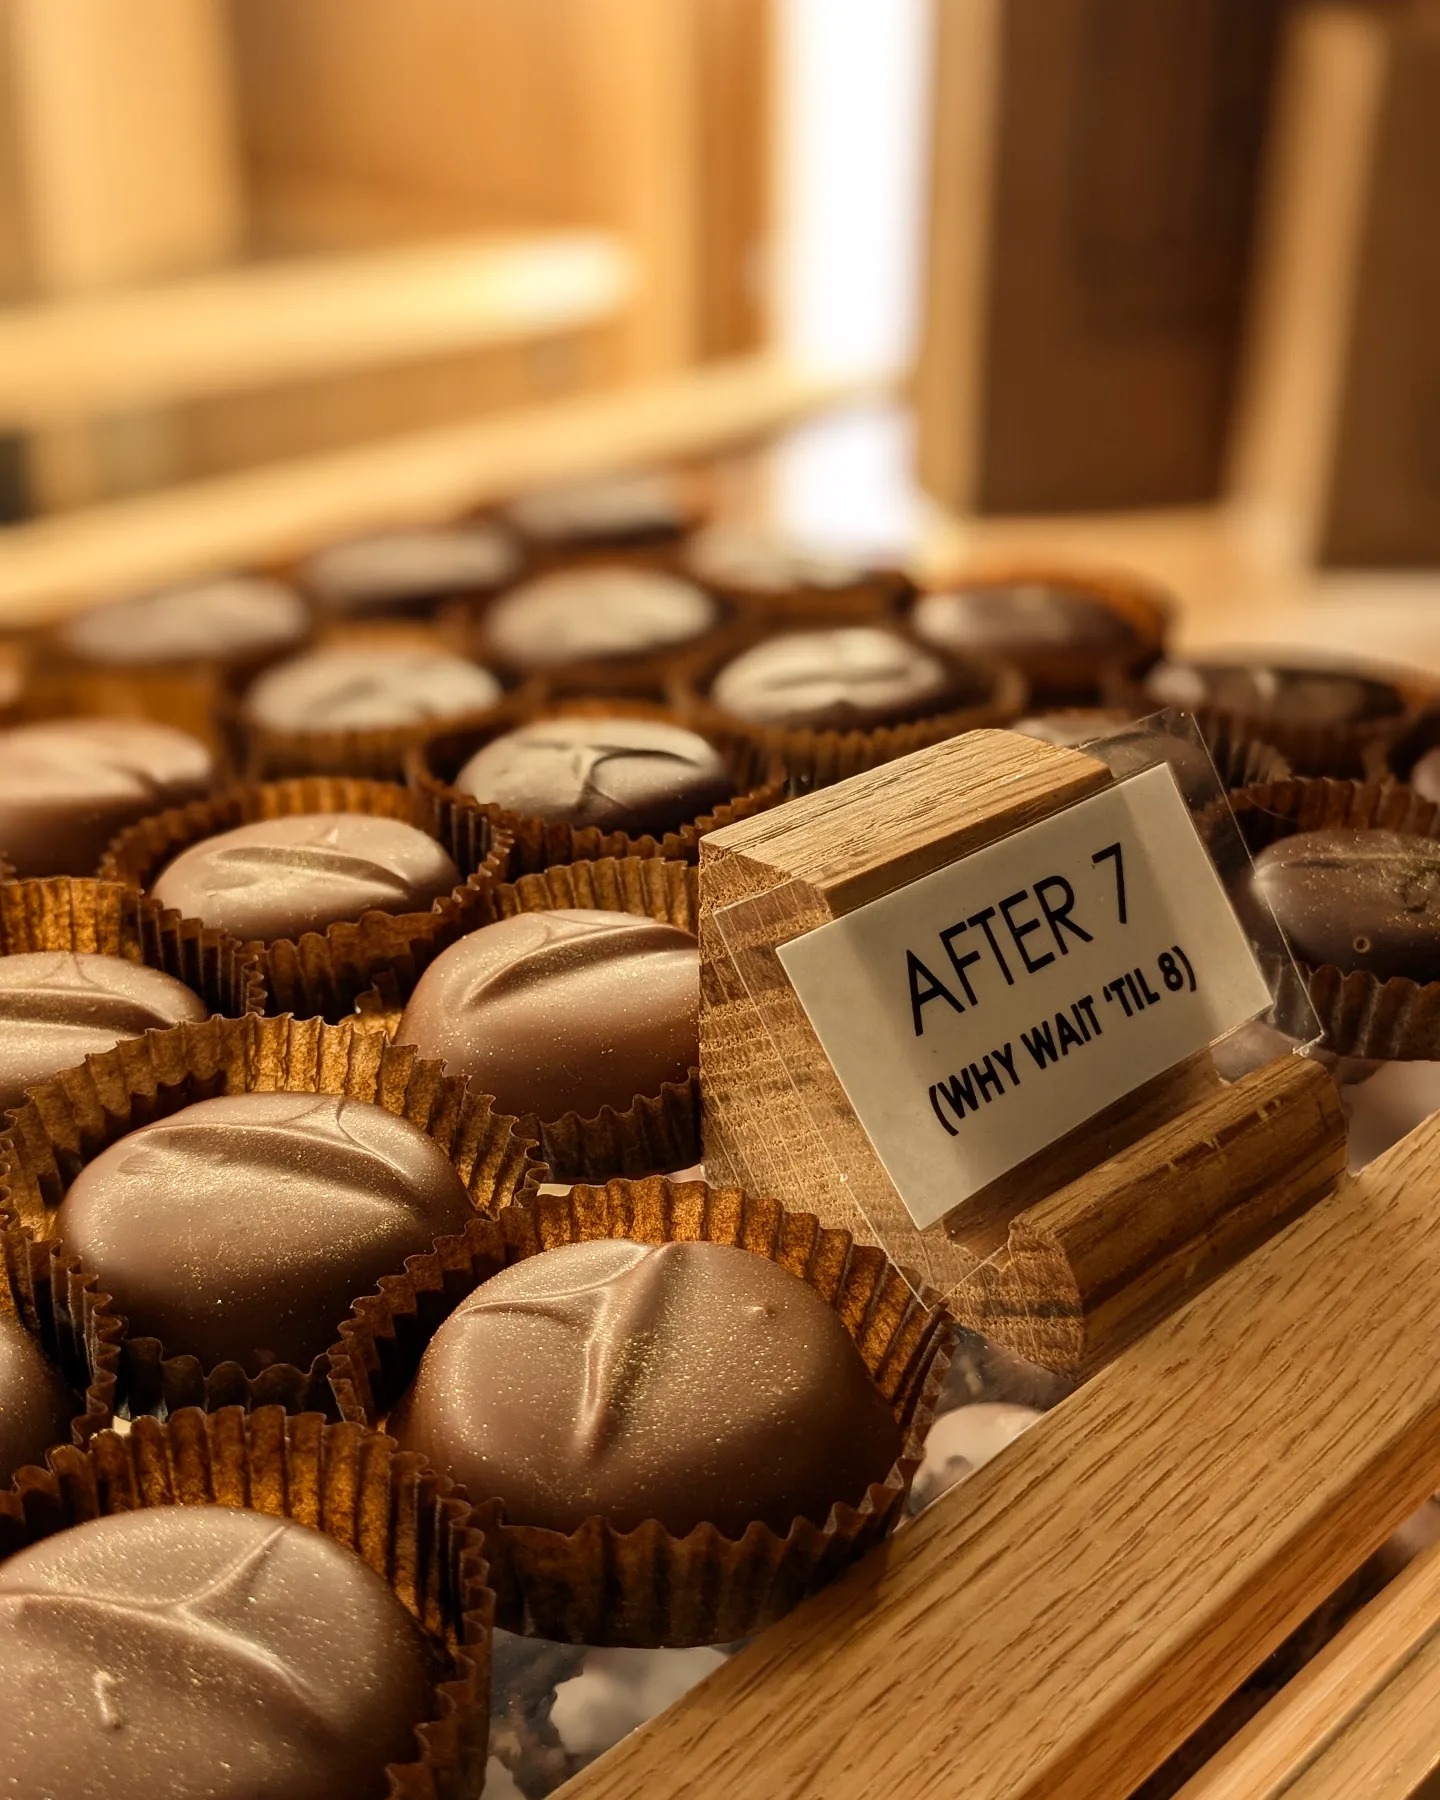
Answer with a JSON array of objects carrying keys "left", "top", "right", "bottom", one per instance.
[{"left": 775, "top": 764, "right": 1272, "bottom": 1232}]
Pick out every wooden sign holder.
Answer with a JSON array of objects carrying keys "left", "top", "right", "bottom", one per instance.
[{"left": 699, "top": 729, "right": 1345, "bottom": 1373}]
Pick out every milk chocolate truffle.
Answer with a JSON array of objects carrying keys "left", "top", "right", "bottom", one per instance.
[
  {"left": 683, "top": 524, "right": 889, "bottom": 597},
  {"left": 0, "top": 952, "right": 209, "bottom": 1110},
  {"left": 1145, "top": 658, "right": 1403, "bottom": 726},
  {"left": 151, "top": 812, "right": 460, "bottom": 941},
  {"left": 709, "top": 627, "right": 955, "bottom": 730},
  {"left": 454, "top": 717, "right": 731, "bottom": 835},
  {"left": 0, "top": 1506, "right": 433, "bottom": 1800},
  {"left": 1244, "top": 828, "right": 1440, "bottom": 982},
  {"left": 911, "top": 580, "right": 1135, "bottom": 658},
  {"left": 56, "top": 575, "right": 309, "bottom": 669},
  {"left": 483, "top": 568, "right": 719, "bottom": 672},
  {"left": 0, "top": 718, "right": 215, "bottom": 878},
  {"left": 1013, "top": 709, "right": 1129, "bottom": 748},
  {"left": 397, "top": 909, "right": 697, "bottom": 1121},
  {"left": 54, "top": 1093, "right": 474, "bottom": 1371},
  {"left": 393, "top": 1238, "right": 902, "bottom": 1537},
  {"left": 243, "top": 646, "right": 503, "bottom": 733},
  {"left": 301, "top": 523, "right": 523, "bottom": 615},
  {"left": 0, "top": 1312, "right": 76, "bottom": 1484},
  {"left": 504, "top": 471, "right": 692, "bottom": 551}
]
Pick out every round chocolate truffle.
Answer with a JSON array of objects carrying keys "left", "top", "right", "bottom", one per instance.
[
  {"left": 0, "top": 1312, "right": 76, "bottom": 1485},
  {"left": 0, "top": 718, "right": 214, "bottom": 878},
  {"left": 683, "top": 524, "right": 881, "bottom": 597},
  {"left": 504, "top": 471, "right": 691, "bottom": 550},
  {"left": 453, "top": 717, "right": 731, "bottom": 836},
  {"left": 1145, "top": 659, "right": 1403, "bottom": 726},
  {"left": 482, "top": 568, "right": 718, "bottom": 672},
  {"left": 1244, "top": 828, "right": 1440, "bottom": 982},
  {"left": 54, "top": 1092, "right": 474, "bottom": 1370},
  {"left": 393, "top": 1237, "right": 902, "bottom": 1537},
  {"left": 397, "top": 909, "right": 697, "bottom": 1121},
  {"left": 56, "top": 575, "right": 309, "bottom": 669},
  {"left": 709, "top": 627, "right": 954, "bottom": 730},
  {"left": 0, "top": 1506, "right": 433, "bottom": 1800},
  {"left": 243, "top": 646, "right": 503, "bottom": 734},
  {"left": 151, "top": 812, "right": 460, "bottom": 941},
  {"left": 0, "top": 952, "right": 209, "bottom": 1110},
  {"left": 1412, "top": 747, "right": 1440, "bottom": 804},
  {"left": 300, "top": 523, "right": 523, "bottom": 615},
  {"left": 911, "top": 581, "right": 1135, "bottom": 667}
]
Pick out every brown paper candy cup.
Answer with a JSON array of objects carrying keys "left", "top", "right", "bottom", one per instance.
[
  {"left": 98, "top": 776, "right": 512, "bottom": 1020},
  {"left": 408, "top": 696, "right": 787, "bottom": 876},
  {"left": 0, "top": 1226, "right": 120, "bottom": 1458},
  {"left": 0, "top": 1406, "right": 495, "bottom": 1800},
  {"left": 329, "top": 1176, "right": 955, "bottom": 1647},
  {"left": 0, "top": 877, "right": 267, "bottom": 1019},
  {"left": 671, "top": 630, "right": 1029, "bottom": 792},
  {"left": 0, "top": 1013, "right": 545, "bottom": 1421},
  {"left": 1227, "top": 775, "right": 1440, "bottom": 1058},
  {"left": 685, "top": 554, "right": 917, "bottom": 627}
]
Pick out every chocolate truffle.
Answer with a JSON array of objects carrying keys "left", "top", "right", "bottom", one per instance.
[
  {"left": 709, "top": 627, "right": 955, "bottom": 730},
  {"left": 1013, "top": 712, "right": 1214, "bottom": 796},
  {"left": 911, "top": 581, "right": 1134, "bottom": 659},
  {"left": 1244, "top": 828, "right": 1440, "bottom": 982},
  {"left": 243, "top": 646, "right": 503, "bottom": 733},
  {"left": 57, "top": 575, "right": 309, "bottom": 669},
  {"left": 0, "top": 952, "right": 209, "bottom": 1110},
  {"left": 504, "top": 471, "right": 691, "bottom": 550},
  {"left": 0, "top": 718, "right": 214, "bottom": 878},
  {"left": 483, "top": 568, "right": 718, "bottom": 672},
  {"left": 1413, "top": 747, "right": 1440, "bottom": 804},
  {"left": 151, "top": 812, "right": 460, "bottom": 942},
  {"left": 1145, "top": 659, "right": 1403, "bottom": 726},
  {"left": 683, "top": 524, "right": 882, "bottom": 597},
  {"left": 397, "top": 909, "right": 697, "bottom": 1121},
  {"left": 0, "top": 1506, "right": 433, "bottom": 1800},
  {"left": 393, "top": 1238, "right": 901, "bottom": 1536},
  {"left": 301, "top": 523, "right": 523, "bottom": 615},
  {"left": 454, "top": 717, "right": 731, "bottom": 835},
  {"left": 54, "top": 1093, "right": 474, "bottom": 1370},
  {"left": 1012, "top": 709, "right": 1130, "bottom": 748},
  {"left": 0, "top": 1312, "right": 76, "bottom": 1484}
]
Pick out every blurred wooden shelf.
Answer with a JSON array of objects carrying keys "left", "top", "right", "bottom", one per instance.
[{"left": 0, "top": 232, "right": 634, "bottom": 429}]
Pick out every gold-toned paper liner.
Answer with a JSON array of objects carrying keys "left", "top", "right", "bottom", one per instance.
[
  {"left": 98, "top": 777, "right": 512, "bottom": 1021},
  {"left": 1226, "top": 775, "right": 1440, "bottom": 1058},
  {"left": 0, "top": 1013, "right": 545, "bottom": 1423},
  {"left": 0, "top": 877, "right": 267, "bottom": 1019},
  {"left": 670, "top": 629, "right": 1030, "bottom": 792},
  {"left": 914, "top": 563, "right": 1171, "bottom": 706},
  {"left": 0, "top": 1406, "right": 495, "bottom": 1800},
  {"left": 329, "top": 1176, "right": 956, "bottom": 1647},
  {"left": 408, "top": 696, "right": 788, "bottom": 875}
]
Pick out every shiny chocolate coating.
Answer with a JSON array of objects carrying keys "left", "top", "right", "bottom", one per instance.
[
  {"left": 504, "top": 471, "right": 690, "bottom": 549},
  {"left": 0, "top": 1312, "right": 76, "bottom": 1485},
  {"left": 0, "top": 1506, "right": 433, "bottom": 1800},
  {"left": 1013, "top": 709, "right": 1131, "bottom": 748},
  {"left": 1014, "top": 712, "right": 1215, "bottom": 798},
  {"left": 709, "top": 627, "right": 954, "bottom": 730},
  {"left": 454, "top": 716, "right": 731, "bottom": 835},
  {"left": 1146, "top": 659, "right": 1402, "bottom": 726},
  {"left": 483, "top": 568, "right": 718, "bottom": 671},
  {"left": 301, "top": 523, "right": 523, "bottom": 615},
  {"left": 1245, "top": 828, "right": 1440, "bottom": 981},
  {"left": 911, "top": 581, "right": 1134, "bottom": 658},
  {"left": 683, "top": 524, "right": 877, "bottom": 596},
  {"left": 0, "top": 952, "right": 208, "bottom": 1110},
  {"left": 54, "top": 1093, "right": 474, "bottom": 1371},
  {"left": 397, "top": 908, "right": 697, "bottom": 1121},
  {"left": 57, "top": 575, "right": 309, "bottom": 669},
  {"left": 1409, "top": 746, "right": 1440, "bottom": 805},
  {"left": 243, "top": 646, "right": 502, "bottom": 733},
  {"left": 0, "top": 718, "right": 215, "bottom": 878},
  {"left": 151, "top": 812, "right": 460, "bottom": 941},
  {"left": 394, "top": 1237, "right": 902, "bottom": 1537}
]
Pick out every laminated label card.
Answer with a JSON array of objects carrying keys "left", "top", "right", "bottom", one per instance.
[{"left": 776, "top": 762, "right": 1273, "bottom": 1232}]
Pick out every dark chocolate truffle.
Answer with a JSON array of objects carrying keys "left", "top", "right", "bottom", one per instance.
[
  {"left": 1145, "top": 659, "right": 1403, "bottom": 726},
  {"left": 0, "top": 952, "right": 209, "bottom": 1110},
  {"left": 504, "top": 471, "right": 691, "bottom": 550},
  {"left": 57, "top": 575, "right": 309, "bottom": 669},
  {"left": 243, "top": 646, "right": 503, "bottom": 733},
  {"left": 301, "top": 523, "right": 523, "bottom": 615},
  {"left": 454, "top": 717, "right": 731, "bottom": 835},
  {"left": 0, "top": 1312, "right": 76, "bottom": 1484},
  {"left": 0, "top": 718, "right": 215, "bottom": 878},
  {"left": 53, "top": 1092, "right": 474, "bottom": 1371},
  {"left": 393, "top": 1237, "right": 902, "bottom": 1537},
  {"left": 1245, "top": 828, "right": 1440, "bottom": 982},
  {"left": 1013, "top": 712, "right": 1214, "bottom": 796},
  {"left": 709, "top": 627, "right": 954, "bottom": 729},
  {"left": 911, "top": 581, "right": 1134, "bottom": 659},
  {"left": 0, "top": 1506, "right": 433, "bottom": 1800},
  {"left": 151, "top": 812, "right": 460, "bottom": 942},
  {"left": 1012, "top": 709, "right": 1130, "bottom": 748},
  {"left": 483, "top": 568, "right": 718, "bottom": 671},
  {"left": 397, "top": 909, "right": 697, "bottom": 1121},
  {"left": 683, "top": 524, "right": 880, "bottom": 596}
]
